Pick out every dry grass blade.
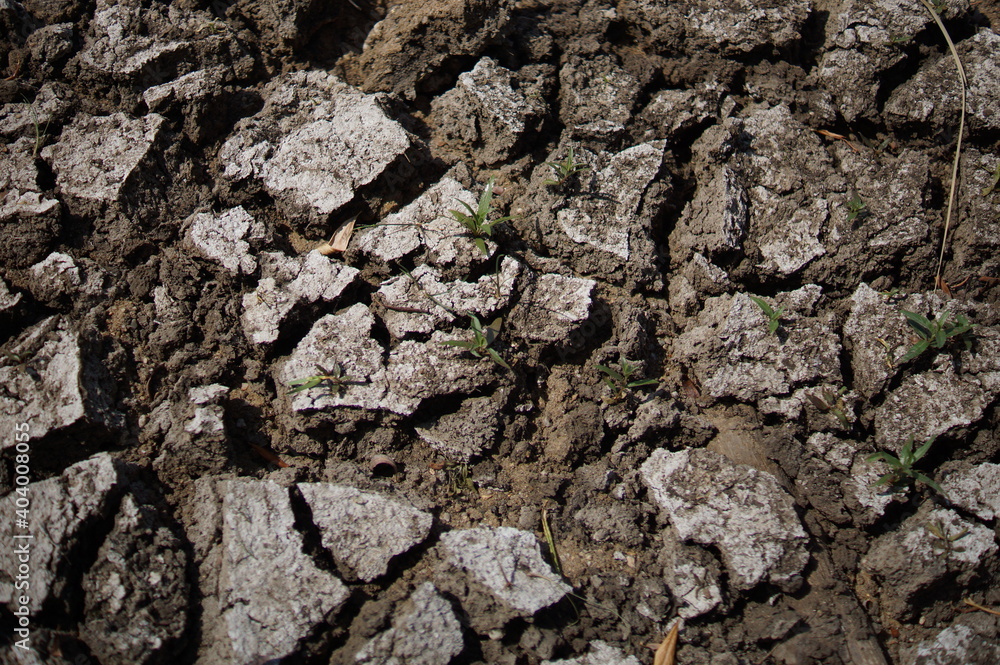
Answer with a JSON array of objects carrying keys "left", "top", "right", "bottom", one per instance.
[
  {"left": 317, "top": 215, "right": 357, "bottom": 255},
  {"left": 918, "top": 0, "right": 967, "bottom": 291},
  {"left": 963, "top": 598, "right": 1000, "bottom": 615},
  {"left": 653, "top": 621, "right": 680, "bottom": 665}
]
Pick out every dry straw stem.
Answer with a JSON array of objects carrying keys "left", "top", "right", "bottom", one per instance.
[{"left": 918, "top": 0, "right": 967, "bottom": 290}]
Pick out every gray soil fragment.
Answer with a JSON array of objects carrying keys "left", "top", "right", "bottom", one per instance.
[
  {"left": 143, "top": 66, "right": 225, "bottom": 111},
  {"left": 0, "top": 453, "right": 123, "bottom": 613},
  {"left": 641, "top": 448, "right": 809, "bottom": 591},
  {"left": 185, "top": 206, "right": 259, "bottom": 275},
  {"left": 343, "top": 0, "right": 510, "bottom": 99},
  {"left": 230, "top": 0, "right": 327, "bottom": 54},
  {"left": 0, "top": 188, "right": 61, "bottom": 269},
  {"left": 904, "top": 624, "right": 1000, "bottom": 665},
  {"left": 542, "top": 640, "right": 642, "bottom": 665},
  {"left": 508, "top": 271, "right": 595, "bottom": 343},
  {"left": 27, "top": 251, "right": 82, "bottom": 302},
  {"left": 843, "top": 284, "right": 910, "bottom": 399},
  {"left": 860, "top": 505, "right": 996, "bottom": 621},
  {"left": 802, "top": 432, "right": 896, "bottom": 526},
  {"left": 42, "top": 111, "right": 167, "bottom": 216},
  {"left": 354, "top": 583, "right": 464, "bottom": 665},
  {"left": 81, "top": 494, "right": 189, "bottom": 665},
  {"left": 660, "top": 534, "right": 723, "bottom": 619},
  {"left": 684, "top": 0, "right": 811, "bottom": 55},
  {"left": 242, "top": 251, "right": 359, "bottom": 344},
  {"left": 25, "top": 23, "right": 74, "bottom": 77},
  {"left": 0, "top": 276, "right": 21, "bottom": 311},
  {"left": 886, "top": 28, "right": 1000, "bottom": 136},
  {"left": 670, "top": 162, "right": 749, "bottom": 262},
  {"left": 559, "top": 55, "right": 640, "bottom": 130},
  {"left": 298, "top": 484, "right": 433, "bottom": 582},
  {"left": 151, "top": 384, "right": 231, "bottom": 488},
  {"left": 439, "top": 526, "right": 570, "bottom": 615},
  {"left": 0, "top": 83, "right": 72, "bottom": 140},
  {"left": 636, "top": 83, "right": 726, "bottom": 142},
  {"left": 0, "top": 316, "right": 122, "bottom": 447},
  {"left": 386, "top": 332, "right": 501, "bottom": 403},
  {"left": 432, "top": 57, "right": 541, "bottom": 164},
  {"left": 194, "top": 478, "right": 349, "bottom": 664},
  {"left": 219, "top": 71, "right": 410, "bottom": 223},
  {"left": 415, "top": 395, "right": 500, "bottom": 463},
  {"left": 939, "top": 462, "right": 1000, "bottom": 521}
]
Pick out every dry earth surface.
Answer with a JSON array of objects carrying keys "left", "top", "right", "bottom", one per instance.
[{"left": 2, "top": 0, "right": 1000, "bottom": 663}]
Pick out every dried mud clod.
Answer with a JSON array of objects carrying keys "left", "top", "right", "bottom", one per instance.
[{"left": 3, "top": 0, "right": 1000, "bottom": 663}]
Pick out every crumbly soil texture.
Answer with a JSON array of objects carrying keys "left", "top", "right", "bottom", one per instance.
[{"left": 3, "top": 0, "right": 1000, "bottom": 664}]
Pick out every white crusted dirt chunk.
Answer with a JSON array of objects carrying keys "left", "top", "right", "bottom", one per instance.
[
  {"left": 0, "top": 276, "right": 21, "bottom": 311},
  {"left": 904, "top": 625, "right": 1000, "bottom": 665},
  {"left": 660, "top": 534, "right": 724, "bottom": 619},
  {"left": 376, "top": 259, "right": 520, "bottom": 338},
  {"left": 0, "top": 317, "right": 122, "bottom": 448},
  {"left": 641, "top": 448, "right": 809, "bottom": 592},
  {"left": 80, "top": 494, "right": 190, "bottom": 665},
  {"left": 887, "top": 29, "right": 1000, "bottom": 136},
  {"left": 386, "top": 332, "right": 501, "bottom": 405},
  {"left": 242, "top": 250, "right": 359, "bottom": 344},
  {"left": 200, "top": 478, "right": 349, "bottom": 664},
  {"left": 298, "top": 484, "right": 432, "bottom": 582},
  {"left": 27, "top": 251, "right": 79, "bottom": 301},
  {"left": 939, "top": 462, "right": 1000, "bottom": 521},
  {"left": 219, "top": 71, "right": 410, "bottom": 223},
  {"left": 355, "top": 583, "right": 464, "bottom": 665},
  {"left": 440, "top": 527, "right": 570, "bottom": 615},
  {"left": 542, "top": 640, "right": 642, "bottom": 665},
  {"left": 43, "top": 112, "right": 166, "bottom": 214},
  {"left": 415, "top": 396, "right": 500, "bottom": 463},
  {"left": 861, "top": 505, "right": 996, "bottom": 621},
  {"left": 673, "top": 286, "right": 841, "bottom": 402},
  {"left": 685, "top": 0, "right": 811, "bottom": 55},
  {"left": 186, "top": 207, "right": 259, "bottom": 275},
  {"left": 0, "top": 454, "right": 123, "bottom": 613},
  {"left": 356, "top": 177, "right": 482, "bottom": 265},
  {"left": 559, "top": 54, "right": 640, "bottom": 129},
  {"left": 843, "top": 284, "right": 911, "bottom": 398},
  {"left": 80, "top": 0, "right": 189, "bottom": 77},
  {"left": 508, "top": 271, "right": 595, "bottom": 343}
]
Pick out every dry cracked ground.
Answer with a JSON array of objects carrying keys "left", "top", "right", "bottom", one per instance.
[{"left": 2, "top": 0, "right": 1000, "bottom": 663}]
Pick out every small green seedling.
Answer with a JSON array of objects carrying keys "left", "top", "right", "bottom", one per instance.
[
  {"left": 748, "top": 295, "right": 786, "bottom": 335},
  {"left": 981, "top": 162, "right": 1000, "bottom": 197},
  {"left": 890, "top": 33, "right": 914, "bottom": 45},
  {"left": 931, "top": 0, "right": 947, "bottom": 13},
  {"left": 449, "top": 178, "right": 513, "bottom": 256},
  {"left": 899, "top": 309, "right": 973, "bottom": 363},
  {"left": 544, "top": 147, "right": 588, "bottom": 187},
  {"left": 595, "top": 357, "right": 657, "bottom": 400},
  {"left": 444, "top": 314, "right": 511, "bottom": 370},
  {"left": 867, "top": 435, "right": 943, "bottom": 495},
  {"left": 806, "top": 387, "right": 851, "bottom": 428},
  {"left": 288, "top": 363, "right": 362, "bottom": 395},
  {"left": 925, "top": 519, "right": 968, "bottom": 557},
  {"left": 846, "top": 194, "right": 867, "bottom": 223},
  {"left": 444, "top": 462, "right": 476, "bottom": 496}
]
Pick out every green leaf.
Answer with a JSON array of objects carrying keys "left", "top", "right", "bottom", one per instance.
[
  {"left": 443, "top": 340, "right": 476, "bottom": 350},
  {"left": 912, "top": 472, "right": 944, "bottom": 496},
  {"left": 486, "top": 347, "right": 511, "bottom": 370},
  {"left": 595, "top": 364, "right": 625, "bottom": 384},
  {"left": 767, "top": 318, "right": 780, "bottom": 334},
  {"left": 899, "top": 339, "right": 930, "bottom": 363},
  {"left": 867, "top": 451, "right": 900, "bottom": 466},
  {"left": 912, "top": 436, "right": 935, "bottom": 462},
  {"left": 748, "top": 295, "right": 775, "bottom": 317},
  {"left": 627, "top": 378, "right": 658, "bottom": 388},
  {"left": 474, "top": 237, "right": 489, "bottom": 256},
  {"left": 898, "top": 434, "right": 916, "bottom": 466},
  {"left": 902, "top": 310, "right": 933, "bottom": 339},
  {"left": 288, "top": 376, "right": 322, "bottom": 394}
]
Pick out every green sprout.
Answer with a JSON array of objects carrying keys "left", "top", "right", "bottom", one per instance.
[
  {"left": 889, "top": 33, "right": 914, "bottom": 45},
  {"left": 288, "top": 363, "right": 363, "bottom": 395},
  {"left": 595, "top": 357, "right": 657, "bottom": 401},
  {"left": 443, "top": 314, "right": 511, "bottom": 370},
  {"left": 981, "top": 162, "right": 1000, "bottom": 197},
  {"left": 846, "top": 193, "right": 867, "bottom": 223},
  {"left": 867, "top": 435, "right": 943, "bottom": 495},
  {"left": 805, "top": 387, "right": 851, "bottom": 428},
  {"left": 449, "top": 178, "right": 513, "bottom": 256},
  {"left": 931, "top": 0, "right": 947, "bottom": 13},
  {"left": 925, "top": 519, "right": 968, "bottom": 557},
  {"left": 748, "top": 295, "right": 786, "bottom": 335},
  {"left": 898, "top": 309, "right": 973, "bottom": 363},
  {"left": 544, "top": 147, "right": 588, "bottom": 187}
]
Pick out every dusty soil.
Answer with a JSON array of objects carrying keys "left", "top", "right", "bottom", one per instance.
[{"left": 2, "top": 0, "right": 1000, "bottom": 663}]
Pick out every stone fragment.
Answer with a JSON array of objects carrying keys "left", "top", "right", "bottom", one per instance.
[
  {"left": 886, "top": 29, "right": 1000, "bottom": 136},
  {"left": 0, "top": 277, "right": 21, "bottom": 311},
  {"left": 81, "top": 494, "right": 189, "bottom": 665},
  {"left": 0, "top": 188, "right": 61, "bottom": 268},
  {"left": 386, "top": 332, "right": 500, "bottom": 404},
  {"left": 661, "top": 536, "right": 723, "bottom": 619},
  {"left": 939, "top": 462, "right": 1000, "bottom": 521},
  {"left": 27, "top": 251, "right": 79, "bottom": 301},
  {"left": 861, "top": 505, "right": 996, "bottom": 620},
  {"left": 143, "top": 66, "right": 226, "bottom": 112},
  {"left": 219, "top": 71, "right": 410, "bottom": 223},
  {"left": 843, "top": 284, "right": 912, "bottom": 398},
  {"left": 298, "top": 484, "right": 432, "bottom": 582},
  {"left": 186, "top": 206, "right": 259, "bottom": 275},
  {"left": 542, "top": 641, "right": 641, "bottom": 665},
  {"left": 151, "top": 384, "right": 231, "bottom": 487},
  {"left": 25, "top": 23, "right": 74, "bottom": 77},
  {"left": 685, "top": 0, "right": 811, "bottom": 55},
  {"left": 0, "top": 317, "right": 122, "bottom": 448},
  {"left": 415, "top": 396, "right": 500, "bottom": 463},
  {"left": 192, "top": 478, "right": 349, "bottom": 664},
  {"left": 904, "top": 625, "right": 1000, "bottom": 665},
  {"left": 641, "top": 448, "right": 809, "bottom": 591},
  {"left": 440, "top": 527, "right": 570, "bottom": 615},
  {"left": 559, "top": 55, "right": 639, "bottom": 130},
  {"left": 508, "top": 271, "right": 595, "bottom": 343},
  {"left": 242, "top": 251, "right": 359, "bottom": 344},
  {"left": 42, "top": 112, "right": 167, "bottom": 217},
  {"left": 0, "top": 454, "right": 123, "bottom": 613},
  {"left": 636, "top": 83, "right": 726, "bottom": 141},
  {"left": 433, "top": 57, "right": 540, "bottom": 164},
  {"left": 355, "top": 583, "right": 464, "bottom": 665}
]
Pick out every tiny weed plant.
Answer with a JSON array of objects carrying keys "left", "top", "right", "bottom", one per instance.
[
  {"left": 981, "top": 162, "right": 1000, "bottom": 197},
  {"left": 846, "top": 194, "right": 867, "bottom": 223},
  {"left": 931, "top": 0, "right": 947, "bottom": 13},
  {"left": 595, "top": 357, "right": 657, "bottom": 401},
  {"left": 867, "top": 435, "right": 944, "bottom": 495},
  {"left": 748, "top": 295, "right": 786, "bottom": 335},
  {"left": 899, "top": 309, "right": 973, "bottom": 363},
  {"left": 444, "top": 463, "right": 476, "bottom": 496},
  {"left": 806, "top": 387, "right": 851, "bottom": 428},
  {"left": 449, "top": 177, "right": 512, "bottom": 256},
  {"left": 444, "top": 314, "right": 511, "bottom": 370},
  {"left": 925, "top": 519, "right": 968, "bottom": 557},
  {"left": 288, "top": 363, "right": 363, "bottom": 395},
  {"left": 544, "top": 147, "right": 588, "bottom": 187}
]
